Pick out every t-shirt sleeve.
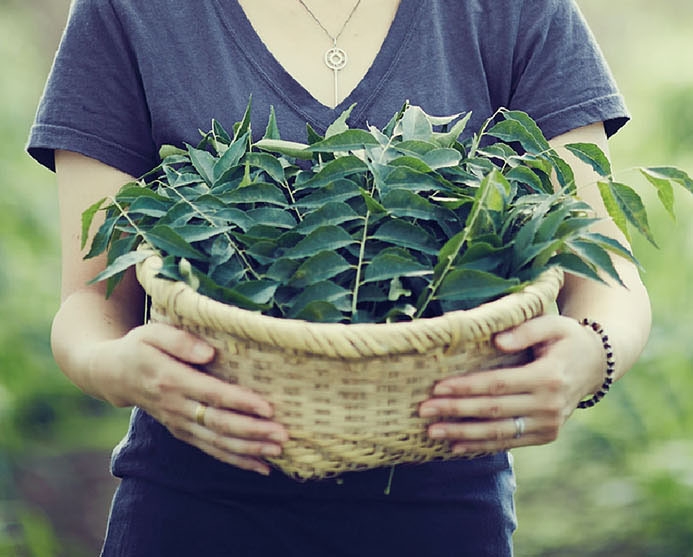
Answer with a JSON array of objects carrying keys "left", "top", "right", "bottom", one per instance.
[
  {"left": 26, "top": 0, "right": 156, "bottom": 177},
  {"left": 509, "top": 0, "right": 629, "bottom": 139}
]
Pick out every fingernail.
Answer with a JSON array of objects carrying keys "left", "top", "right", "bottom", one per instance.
[
  {"left": 433, "top": 385, "right": 452, "bottom": 396},
  {"left": 255, "top": 465, "right": 271, "bottom": 476},
  {"left": 419, "top": 406, "right": 439, "bottom": 418},
  {"left": 452, "top": 445, "right": 468, "bottom": 455},
  {"left": 193, "top": 342, "right": 214, "bottom": 360},
  {"left": 261, "top": 445, "right": 281, "bottom": 457},
  {"left": 495, "top": 332, "right": 516, "bottom": 349},
  {"left": 256, "top": 405, "right": 274, "bottom": 419},
  {"left": 429, "top": 426, "right": 446, "bottom": 439},
  {"left": 269, "top": 431, "right": 288, "bottom": 443}
]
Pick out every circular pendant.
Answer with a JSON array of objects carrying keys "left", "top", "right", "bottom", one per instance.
[{"left": 325, "top": 47, "right": 348, "bottom": 71}]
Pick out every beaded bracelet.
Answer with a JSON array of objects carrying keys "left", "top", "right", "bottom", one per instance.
[{"left": 577, "top": 318, "right": 616, "bottom": 409}]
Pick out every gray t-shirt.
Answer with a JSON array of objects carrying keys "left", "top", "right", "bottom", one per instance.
[
  {"left": 28, "top": 0, "right": 628, "bottom": 179},
  {"left": 26, "top": 0, "right": 628, "bottom": 504}
]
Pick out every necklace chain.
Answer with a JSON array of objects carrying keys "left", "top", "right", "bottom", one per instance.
[
  {"left": 296, "top": 0, "right": 363, "bottom": 107},
  {"left": 296, "top": 0, "right": 363, "bottom": 45}
]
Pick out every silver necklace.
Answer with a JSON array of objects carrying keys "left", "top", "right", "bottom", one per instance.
[{"left": 296, "top": 0, "right": 363, "bottom": 106}]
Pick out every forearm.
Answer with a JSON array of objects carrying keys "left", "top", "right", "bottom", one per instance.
[
  {"left": 558, "top": 268, "right": 651, "bottom": 382},
  {"left": 51, "top": 280, "right": 144, "bottom": 406}
]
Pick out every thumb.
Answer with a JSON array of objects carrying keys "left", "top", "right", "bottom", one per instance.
[
  {"left": 140, "top": 323, "right": 215, "bottom": 364},
  {"left": 494, "top": 315, "right": 570, "bottom": 353}
]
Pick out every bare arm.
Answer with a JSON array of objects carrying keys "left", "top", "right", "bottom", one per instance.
[{"left": 52, "top": 150, "right": 288, "bottom": 474}]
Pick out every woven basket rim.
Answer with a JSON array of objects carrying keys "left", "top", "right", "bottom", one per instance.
[{"left": 136, "top": 254, "right": 564, "bottom": 359}]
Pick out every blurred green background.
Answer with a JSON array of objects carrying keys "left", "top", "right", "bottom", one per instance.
[{"left": 0, "top": 1, "right": 691, "bottom": 555}]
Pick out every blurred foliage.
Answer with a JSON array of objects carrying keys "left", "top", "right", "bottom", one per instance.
[{"left": 0, "top": 0, "right": 691, "bottom": 555}]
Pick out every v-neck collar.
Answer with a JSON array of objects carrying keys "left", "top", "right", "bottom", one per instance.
[{"left": 220, "top": 0, "right": 423, "bottom": 131}]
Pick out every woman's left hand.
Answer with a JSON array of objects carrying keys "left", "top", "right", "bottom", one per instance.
[{"left": 418, "top": 315, "right": 606, "bottom": 454}]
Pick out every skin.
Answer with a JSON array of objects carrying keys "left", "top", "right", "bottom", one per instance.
[{"left": 50, "top": 1, "right": 651, "bottom": 475}]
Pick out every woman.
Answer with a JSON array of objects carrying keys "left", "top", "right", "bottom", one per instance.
[{"left": 28, "top": 0, "right": 651, "bottom": 554}]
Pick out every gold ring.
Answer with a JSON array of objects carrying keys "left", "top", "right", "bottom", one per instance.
[{"left": 195, "top": 403, "right": 208, "bottom": 427}]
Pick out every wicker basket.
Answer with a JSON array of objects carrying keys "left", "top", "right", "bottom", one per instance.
[{"left": 136, "top": 255, "right": 563, "bottom": 479}]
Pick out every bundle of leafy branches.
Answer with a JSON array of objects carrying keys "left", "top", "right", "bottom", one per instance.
[{"left": 82, "top": 100, "right": 692, "bottom": 324}]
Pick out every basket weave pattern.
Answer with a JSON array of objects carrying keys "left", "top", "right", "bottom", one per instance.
[{"left": 137, "top": 256, "right": 564, "bottom": 479}]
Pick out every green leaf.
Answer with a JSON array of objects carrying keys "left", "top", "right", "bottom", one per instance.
[
  {"left": 194, "top": 272, "right": 272, "bottom": 312},
  {"left": 81, "top": 197, "right": 107, "bottom": 250},
  {"left": 598, "top": 180, "right": 657, "bottom": 246},
  {"left": 297, "top": 202, "right": 362, "bottom": 234},
  {"left": 292, "top": 301, "right": 345, "bottom": 323},
  {"left": 87, "top": 249, "right": 155, "bottom": 285},
  {"left": 583, "top": 232, "right": 638, "bottom": 266},
  {"left": 363, "top": 252, "right": 430, "bottom": 283},
  {"left": 186, "top": 145, "right": 216, "bottom": 186},
  {"left": 487, "top": 111, "right": 551, "bottom": 155},
  {"left": 287, "top": 281, "right": 352, "bottom": 318},
  {"left": 264, "top": 257, "right": 300, "bottom": 282},
  {"left": 639, "top": 167, "right": 685, "bottom": 220},
  {"left": 641, "top": 166, "right": 693, "bottom": 194},
  {"left": 432, "top": 112, "right": 473, "bottom": 147},
  {"left": 212, "top": 131, "right": 249, "bottom": 184},
  {"left": 234, "top": 96, "right": 253, "bottom": 141},
  {"left": 371, "top": 220, "right": 439, "bottom": 255},
  {"left": 255, "top": 138, "right": 313, "bottom": 160},
  {"left": 325, "top": 103, "right": 356, "bottom": 137},
  {"left": 244, "top": 152, "right": 286, "bottom": 184},
  {"left": 388, "top": 155, "right": 434, "bottom": 174},
  {"left": 380, "top": 189, "right": 444, "bottom": 221},
  {"left": 548, "top": 152, "right": 576, "bottom": 192},
  {"left": 284, "top": 225, "right": 355, "bottom": 259},
  {"left": 387, "top": 277, "right": 412, "bottom": 302},
  {"left": 515, "top": 239, "right": 564, "bottom": 270},
  {"left": 306, "top": 129, "right": 380, "bottom": 152},
  {"left": 212, "top": 119, "right": 233, "bottom": 145},
  {"left": 262, "top": 105, "right": 281, "bottom": 140},
  {"left": 548, "top": 253, "right": 603, "bottom": 283},
  {"left": 126, "top": 195, "right": 170, "bottom": 218},
  {"left": 84, "top": 214, "right": 122, "bottom": 259},
  {"left": 398, "top": 105, "right": 433, "bottom": 141},
  {"left": 422, "top": 148, "right": 463, "bottom": 169},
  {"left": 144, "top": 225, "right": 209, "bottom": 260},
  {"left": 360, "top": 189, "right": 387, "bottom": 214},
  {"left": 233, "top": 279, "right": 279, "bottom": 304},
  {"left": 296, "top": 156, "right": 369, "bottom": 189},
  {"left": 289, "top": 251, "right": 353, "bottom": 287},
  {"left": 293, "top": 179, "right": 362, "bottom": 209},
  {"left": 564, "top": 142, "right": 612, "bottom": 177},
  {"left": 247, "top": 207, "right": 297, "bottom": 229},
  {"left": 223, "top": 182, "right": 288, "bottom": 206},
  {"left": 564, "top": 239, "right": 624, "bottom": 286},
  {"left": 435, "top": 269, "right": 519, "bottom": 301},
  {"left": 505, "top": 166, "right": 545, "bottom": 193},
  {"left": 159, "top": 144, "right": 187, "bottom": 159},
  {"left": 379, "top": 165, "right": 450, "bottom": 195},
  {"left": 164, "top": 165, "right": 203, "bottom": 189},
  {"left": 174, "top": 224, "right": 234, "bottom": 243},
  {"left": 394, "top": 140, "right": 438, "bottom": 157}
]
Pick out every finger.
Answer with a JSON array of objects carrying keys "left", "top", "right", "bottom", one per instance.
[
  {"left": 194, "top": 438, "right": 273, "bottom": 476},
  {"left": 162, "top": 363, "right": 277, "bottom": 419},
  {"left": 419, "top": 394, "right": 533, "bottom": 420},
  {"left": 427, "top": 416, "right": 560, "bottom": 453},
  {"left": 449, "top": 434, "right": 550, "bottom": 456},
  {"left": 494, "top": 315, "right": 578, "bottom": 353},
  {"left": 430, "top": 365, "right": 536, "bottom": 398},
  {"left": 187, "top": 400, "right": 288, "bottom": 444},
  {"left": 138, "top": 322, "right": 216, "bottom": 365}
]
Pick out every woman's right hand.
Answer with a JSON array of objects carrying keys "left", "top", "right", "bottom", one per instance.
[{"left": 95, "top": 322, "right": 288, "bottom": 476}]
